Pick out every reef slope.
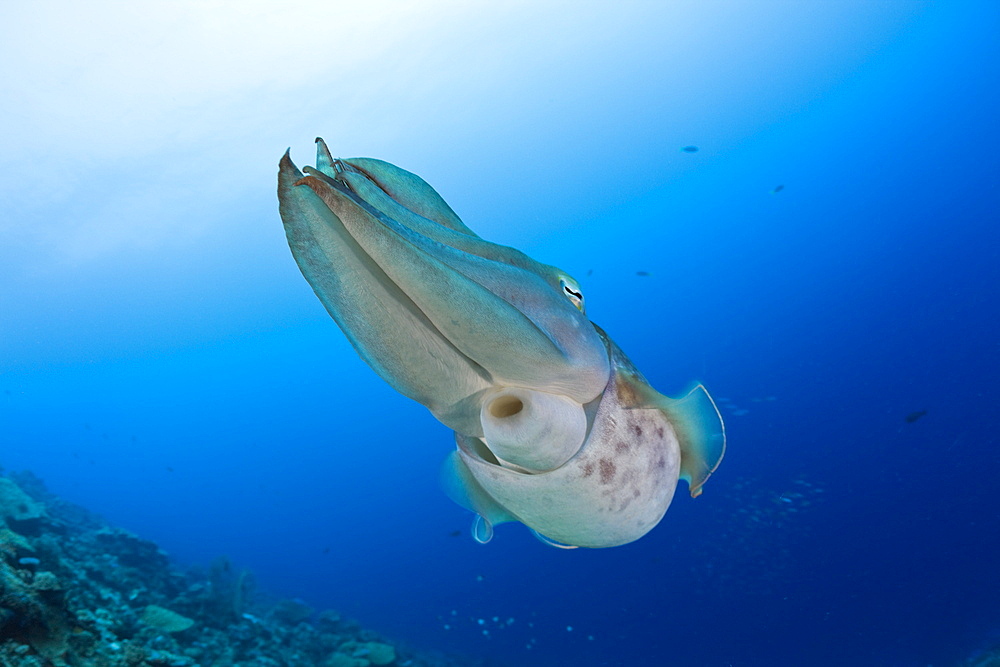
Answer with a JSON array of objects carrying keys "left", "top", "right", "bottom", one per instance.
[{"left": 0, "top": 470, "right": 487, "bottom": 667}]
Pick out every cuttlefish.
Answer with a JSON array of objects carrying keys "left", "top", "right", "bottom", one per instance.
[{"left": 277, "top": 138, "right": 725, "bottom": 548}]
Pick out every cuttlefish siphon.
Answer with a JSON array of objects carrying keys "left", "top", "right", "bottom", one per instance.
[{"left": 277, "top": 138, "right": 725, "bottom": 548}]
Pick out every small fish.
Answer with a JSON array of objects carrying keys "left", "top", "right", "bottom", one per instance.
[
  {"left": 681, "top": 145, "right": 699, "bottom": 153},
  {"left": 449, "top": 530, "right": 462, "bottom": 537},
  {"left": 905, "top": 410, "right": 928, "bottom": 423},
  {"left": 636, "top": 271, "right": 652, "bottom": 277},
  {"left": 770, "top": 185, "right": 784, "bottom": 194}
]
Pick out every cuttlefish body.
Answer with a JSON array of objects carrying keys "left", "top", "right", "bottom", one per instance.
[{"left": 278, "top": 138, "right": 725, "bottom": 548}]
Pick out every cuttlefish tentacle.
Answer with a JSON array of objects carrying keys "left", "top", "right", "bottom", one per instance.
[{"left": 278, "top": 137, "right": 725, "bottom": 548}]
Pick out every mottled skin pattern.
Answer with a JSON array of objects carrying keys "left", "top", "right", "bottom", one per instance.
[{"left": 453, "top": 328, "right": 681, "bottom": 547}]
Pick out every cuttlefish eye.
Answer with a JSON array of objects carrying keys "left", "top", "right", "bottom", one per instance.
[{"left": 559, "top": 277, "right": 585, "bottom": 313}]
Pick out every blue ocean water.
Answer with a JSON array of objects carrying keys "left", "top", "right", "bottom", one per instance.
[{"left": 1, "top": 2, "right": 998, "bottom": 665}]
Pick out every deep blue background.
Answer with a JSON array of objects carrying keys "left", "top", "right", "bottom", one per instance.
[{"left": 2, "top": 2, "right": 998, "bottom": 665}]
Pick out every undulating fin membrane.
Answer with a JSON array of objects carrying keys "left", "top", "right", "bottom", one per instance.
[
  {"left": 659, "top": 384, "right": 726, "bottom": 497},
  {"left": 440, "top": 449, "right": 516, "bottom": 543},
  {"left": 590, "top": 326, "right": 725, "bottom": 496}
]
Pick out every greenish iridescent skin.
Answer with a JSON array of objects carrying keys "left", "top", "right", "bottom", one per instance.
[{"left": 278, "top": 139, "right": 725, "bottom": 548}]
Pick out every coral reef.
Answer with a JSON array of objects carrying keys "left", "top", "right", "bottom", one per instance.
[{"left": 0, "top": 470, "right": 491, "bottom": 667}]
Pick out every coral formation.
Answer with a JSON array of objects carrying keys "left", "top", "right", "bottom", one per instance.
[
  {"left": 0, "top": 478, "right": 46, "bottom": 528},
  {"left": 0, "top": 470, "right": 492, "bottom": 667},
  {"left": 139, "top": 606, "right": 194, "bottom": 634}
]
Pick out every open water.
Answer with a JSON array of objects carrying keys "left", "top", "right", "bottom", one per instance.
[{"left": 2, "top": 2, "right": 998, "bottom": 665}]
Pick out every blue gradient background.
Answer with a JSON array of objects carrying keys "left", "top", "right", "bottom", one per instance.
[{"left": 2, "top": 2, "right": 998, "bottom": 665}]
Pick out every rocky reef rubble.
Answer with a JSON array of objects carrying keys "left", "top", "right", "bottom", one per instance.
[{"left": 0, "top": 470, "right": 489, "bottom": 667}]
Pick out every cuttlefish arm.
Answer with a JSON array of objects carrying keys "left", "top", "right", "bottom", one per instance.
[
  {"left": 278, "top": 138, "right": 724, "bottom": 547},
  {"left": 279, "top": 145, "right": 608, "bottom": 432}
]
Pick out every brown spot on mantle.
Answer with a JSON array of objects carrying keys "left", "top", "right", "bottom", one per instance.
[{"left": 599, "top": 459, "right": 617, "bottom": 484}]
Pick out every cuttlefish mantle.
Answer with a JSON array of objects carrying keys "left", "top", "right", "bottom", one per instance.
[{"left": 278, "top": 137, "right": 725, "bottom": 548}]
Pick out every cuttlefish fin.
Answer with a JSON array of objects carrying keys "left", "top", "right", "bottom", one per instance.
[
  {"left": 594, "top": 325, "right": 725, "bottom": 497},
  {"left": 658, "top": 385, "right": 726, "bottom": 497},
  {"left": 441, "top": 447, "right": 517, "bottom": 544},
  {"left": 616, "top": 371, "right": 725, "bottom": 497}
]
